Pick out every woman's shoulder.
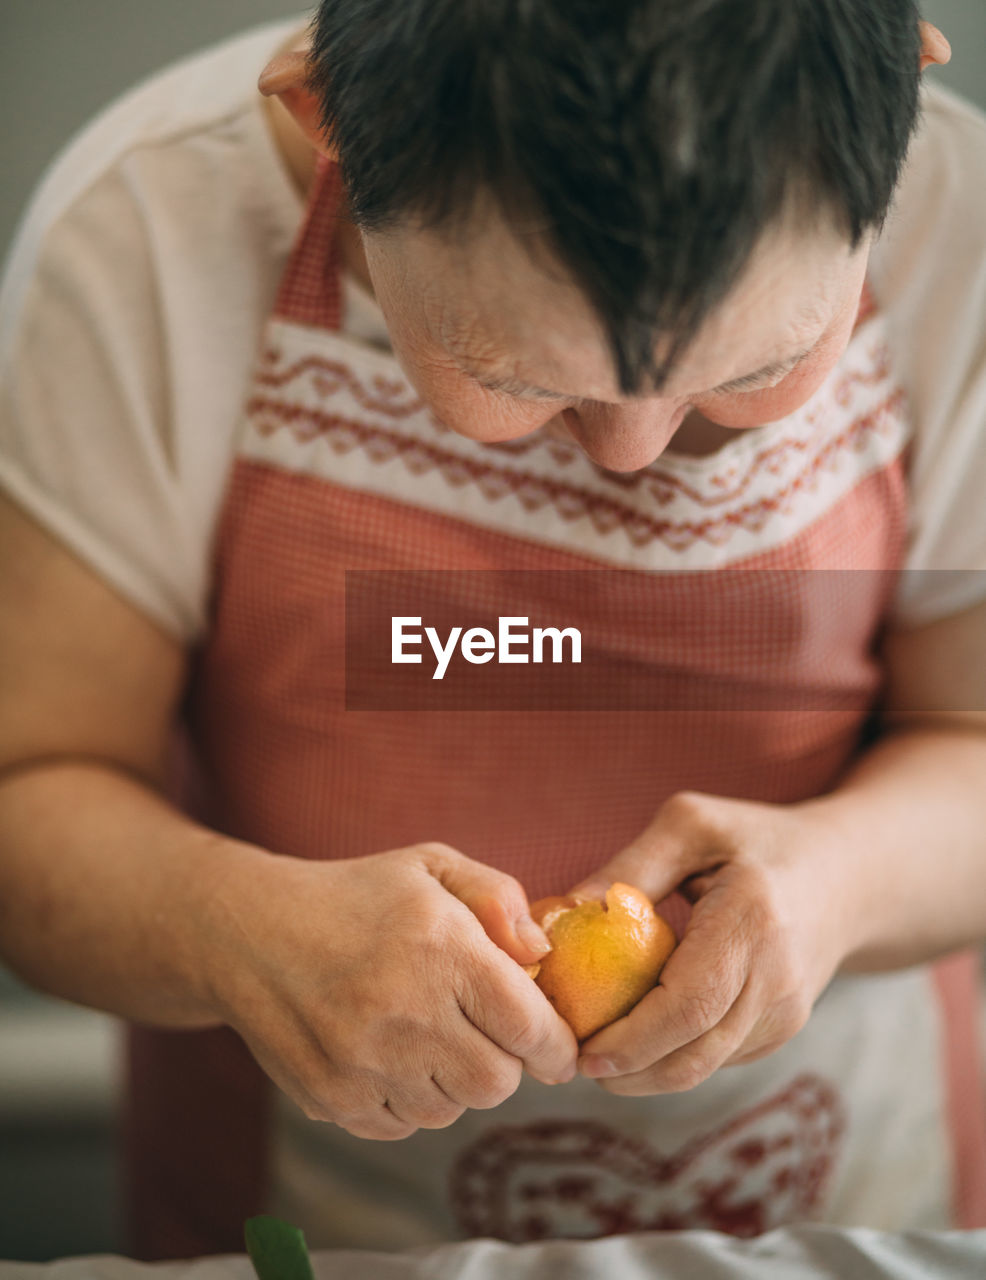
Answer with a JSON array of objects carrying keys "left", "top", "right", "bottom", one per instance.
[
  {"left": 869, "top": 81, "right": 986, "bottom": 317},
  {"left": 0, "top": 18, "right": 309, "bottom": 646},
  {"left": 872, "top": 83, "right": 986, "bottom": 623},
  {"left": 3, "top": 17, "right": 306, "bottom": 304}
]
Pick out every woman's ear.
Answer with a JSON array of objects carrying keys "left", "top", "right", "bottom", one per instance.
[
  {"left": 258, "top": 51, "right": 338, "bottom": 158},
  {"left": 918, "top": 21, "right": 951, "bottom": 73}
]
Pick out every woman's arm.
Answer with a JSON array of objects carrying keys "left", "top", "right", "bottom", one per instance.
[
  {"left": 0, "top": 492, "right": 222, "bottom": 1024},
  {"left": 0, "top": 494, "right": 575, "bottom": 1136},
  {"left": 805, "top": 596, "right": 986, "bottom": 972}
]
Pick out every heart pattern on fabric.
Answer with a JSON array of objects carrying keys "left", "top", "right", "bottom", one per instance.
[{"left": 449, "top": 1073, "right": 845, "bottom": 1242}]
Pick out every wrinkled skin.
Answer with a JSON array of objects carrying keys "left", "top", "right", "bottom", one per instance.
[{"left": 204, "top": 841, "right": 577, "bottom": 1139}]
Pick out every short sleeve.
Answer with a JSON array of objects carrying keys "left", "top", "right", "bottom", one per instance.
[
  {"left": 870, "top": 85, "right": 986, "bottom": 628},
  {"left": 0, "top": 164, "right": 206, "bottom": 641}
]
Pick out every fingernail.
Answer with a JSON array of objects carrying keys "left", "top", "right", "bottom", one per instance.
[
  {"left": 516, "top": 915, "right": 551, "bottom": 955},
  {"left": 579, "top": 1055, "right": 619, "bottom": 1079},
  {"left": 570, "top": 882, "right": 606, "bottom": 902}
]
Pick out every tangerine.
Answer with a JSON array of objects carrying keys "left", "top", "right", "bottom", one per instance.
[{"left": 525, "top": 882, "right": 676, "bottom": 1041}]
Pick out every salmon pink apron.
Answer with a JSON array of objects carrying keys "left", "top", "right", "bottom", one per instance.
[{"left": 124, "top": 157, "right": 986, "bottom": 1259}]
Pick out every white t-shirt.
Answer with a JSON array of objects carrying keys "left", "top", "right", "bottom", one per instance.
[{"left": 1, "top": 15, "right": 985, "bottom": 640}]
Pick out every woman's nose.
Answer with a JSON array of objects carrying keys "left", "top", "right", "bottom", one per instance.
[{"left": 561, "top": 400, "right": 689, "bottom": 471}]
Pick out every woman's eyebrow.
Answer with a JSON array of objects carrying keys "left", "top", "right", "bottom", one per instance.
[
  {"left": 712, "top": 348, "right": 814, "bottom": 393},
  {"left": 462, "top": 346, "right": 814, "bottom": 401},
  {"left": 468, "top": 371, "right": 569, "bottom": 399}
]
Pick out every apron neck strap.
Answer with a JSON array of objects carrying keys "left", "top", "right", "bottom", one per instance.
[{"left": 271, "top": 154, "right": 345, "bottom": 331}]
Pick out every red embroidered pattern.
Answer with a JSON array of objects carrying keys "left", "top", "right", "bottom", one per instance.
[
  {"left": 255, "top": 351, "right": 425, "bottom": 420},
  {"left": 449, "top": 1073, "right": 846, "bottom": 1242},
  {"left": 247, "top": 382, "right": 906, "bottom": 552}
]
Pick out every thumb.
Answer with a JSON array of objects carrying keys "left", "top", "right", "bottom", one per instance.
[
  {"left": 568, "top": 837, "right": 689, "bottom": 907},
  {"left": 421, "top": 843, "right": 552, "bottom": 966},
  {"left": 568, "top": 796, "right": 715, "bottom": 905}
]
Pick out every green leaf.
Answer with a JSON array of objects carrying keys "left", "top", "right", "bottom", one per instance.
[{"left": 245, "top": 1215, "right": 316, "bottom": 1280}]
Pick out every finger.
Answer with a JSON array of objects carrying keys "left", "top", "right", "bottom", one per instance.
[
  {"left": 377, "top": 1079, "right": 466, "bottom": 1132},
  {"left": 722, "top": 1041, "right": 783, "bottom": 1068},
  {"left": 591, "top": 981, "right": 760, "bottom": 1096},
  {"left": 323, "top": 1066, "right": 458, "bottom": 1141},
  {"left": 251, "top": 1039, "right": 415, "bottom": 1139},
  {"left": 433, "top": 1022, "right": 525, "bottom": 1111},
  {"left": 679, "top": 870, "right": 719, "bottom": 902},
  {"left": 567, "top": 791, "right": 728, "bottom": 904},
  {"left": 719, "top": 989, "right": 812, "bottom": 1068},
  {"left": 420, "top": 843, "right": 552, "bottom": 965},
  {"left": 338, "top": 1104, "right": 419, "bottom": 1142},
  {"left": 460, "top": 943, "right": 578, "bottom": 1085}
]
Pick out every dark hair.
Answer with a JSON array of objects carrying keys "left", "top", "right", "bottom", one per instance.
[{"left": 307, "top": 0, "right": 922, "bottom": 393}]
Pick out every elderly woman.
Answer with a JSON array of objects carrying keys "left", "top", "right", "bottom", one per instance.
[{"left": 0, "top": 0, "right": 983, "bottom": 1261}]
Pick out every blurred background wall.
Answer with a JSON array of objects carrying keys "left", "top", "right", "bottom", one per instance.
[{"left": 0, "top": 0, "right": 983, "bottom": 1263}]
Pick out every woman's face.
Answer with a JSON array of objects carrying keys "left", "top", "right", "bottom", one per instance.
[{"left": 359, "top": 203, "right": 872, "bottom": 473}]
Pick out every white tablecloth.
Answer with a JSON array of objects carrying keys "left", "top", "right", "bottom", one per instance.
[{"left": 2, "top": 1228, "right": 985, "bottom": 1279}]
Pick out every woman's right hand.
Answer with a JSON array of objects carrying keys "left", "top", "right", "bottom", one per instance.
[{"left": 199, "top": 840, "right": 579, "bottom": 1139}]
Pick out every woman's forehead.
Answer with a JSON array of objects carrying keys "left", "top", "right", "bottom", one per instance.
[{"left": 367, "top": 206, "right": 862, "bottom": 401}]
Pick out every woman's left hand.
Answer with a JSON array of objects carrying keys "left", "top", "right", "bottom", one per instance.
[{"left": 569, "top": 790, "right": 859, "bottom": 1094}]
